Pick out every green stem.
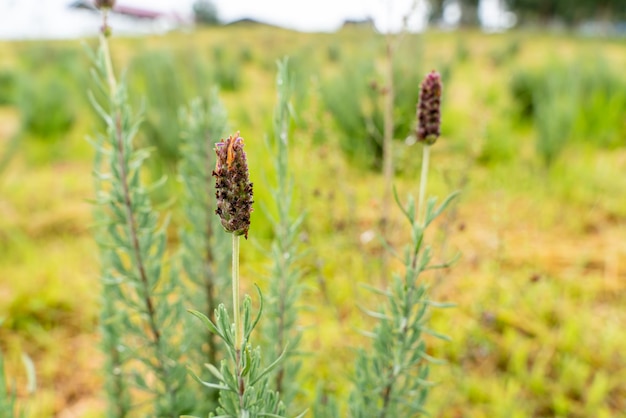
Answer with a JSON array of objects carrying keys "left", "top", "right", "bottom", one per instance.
[
  {"left": 232, "top": 234, "right": 241, "bottom": 349},
  {"left": 99, "top": 14, "right": 117, "bottom": 94},
  {"left": 417, "top": 145, "right": 431, "bottom": 225},
  {"left": 100, "top": 24, "right": 176, "bottom": 417},
  {"left": 232, "top": 234, "right": 245, "bottom": 414},
  {"left": 98, "top": 22, "right": 131, "bottom": 418}
]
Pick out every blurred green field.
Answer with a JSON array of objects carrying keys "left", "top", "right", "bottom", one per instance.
[{"left": 0, "top": 25, "right": 625, "bottom": 417}]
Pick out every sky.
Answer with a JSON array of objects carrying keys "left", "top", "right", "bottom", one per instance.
[
  {"left": 94, "top": 0, "right": 429, "bottom": 32},
  {"left": 0, "top": 0, "right": 512, "bottom": 39}
]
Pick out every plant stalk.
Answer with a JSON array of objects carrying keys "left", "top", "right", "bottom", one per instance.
[
  {"left": 99, "top": 18, "right": 117, "bottom": 94},
  {"left": 100, "top": 26, "right": 177, "bottom": 417},
  {"left": 204, "top": 176, "right": 219, "bottom": 367},
  {"left": 232, "top": 234, "right": 241, "bottom": 350},
  {"left": 417, "top": 145, "right": 431, "bottom": 225},
  {"left": 231, "top": 234, "right": 247, "bottom": 414},
  {"left": 382, "top": 39, "right": 395, "bottom": 223}
]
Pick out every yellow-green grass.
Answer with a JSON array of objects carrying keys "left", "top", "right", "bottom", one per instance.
[{"left": 0, "top": 27, "right": 625, "bottom": 417}]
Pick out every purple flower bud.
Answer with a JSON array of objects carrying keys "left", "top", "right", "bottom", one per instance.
[
  {"left": 212, "top": 132, "right": 254, "bottom": 239},
  {"left": 416, "top": 71, "right": 443, "bottom": 145},
  {"left": 95, "top": 0, "right": 116, "bottom": 10}
]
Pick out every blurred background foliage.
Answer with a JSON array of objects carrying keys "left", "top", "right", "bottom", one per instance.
[{"left": 0, "top": 20, "right": 625, "bottom": 417}]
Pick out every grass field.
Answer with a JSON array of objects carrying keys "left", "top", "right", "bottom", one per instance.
[{"left": 0, "top": 25, "right": 625, "bottom": 417}]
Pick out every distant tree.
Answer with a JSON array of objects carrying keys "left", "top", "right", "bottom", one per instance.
[
  {"left": 428, "top": 0, "right": 446, "bottom": 24},
  {"left": 428, "top": 0, "right": 480, "bottom": 27},
  {"left": 505, "top": 0, "right": 626, "bottom": 26},
  {"left": 429, "top": 0, "right": 625, "bottom": 29},
  {"left": 458, "top": 0, "right": 480, "bottom": 26},
  {"left": 193, "top": 0, "right": 219, "bottom": 26}
]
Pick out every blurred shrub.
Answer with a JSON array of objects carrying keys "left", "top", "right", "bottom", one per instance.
[
  {"left": 321, "top": 49, "right": 422, "bottom": 170},
  {"left": 288, "top": 45, "right": 318, "bottom": 113},
  {"left": 478, "top": 118, "right": 516, "bottom": 165},
  {"left": 510, "top": 56, "right": 626, "bottom": 165},
  {"left": 455, "top": 38, "right": 470, "bottom": 63},
  {"left": 12, "top": 44, "right": 87, "bottom": 144},
  {"left": 18, "top": 44, "right": 84, "bottom": 75},
  {"left": 510, "top": 69, "right": 539, "bottom": 119},
  {"left": 490, "top": 38, "right": 521, "bottom": 67},
  {"left": 239, "top": 45, "right": 254, "bottom": 63},
  {"left": 327, "top": 44, "right": 341, "bottom": 63},
  {"left": 321, "top": 59, "right": 382, "bottom": 169},
  {"left": 534, "top": 68, "right": 577, "bottom": 167},
  {"left": 127, "top": 47, "right": 242, "bottom": 179},
  {"left": 571, "top": 59, "right": 626, "bottom": 148},
  {"left": 212, "top": 46, "right": 242, "bottom": 91},
  {"left": 128, "top": 50, "right": 200, "bottom": 170},
  {"left": 0, "top": 70, "right": 18, "bottom": 105},
  {"left": 17, "top": 74, "right": 76, "bottom": 141},
  {"left": 18, "top": 44, "right": 88, "bottom": 101}
]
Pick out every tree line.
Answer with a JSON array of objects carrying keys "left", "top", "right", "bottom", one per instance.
[{"left": 429, "top": 0, "right": 626, "bottom": 27}]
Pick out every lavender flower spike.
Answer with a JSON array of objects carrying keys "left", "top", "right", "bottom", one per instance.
[
  {"left": 95, "top": 0, "right": 116, "bottom": 9},
  {"left": 213, "top": 132, "right": 254, "bottom": 239},
  {"left": 416, "top": 71, "right": 443, "bottom": 145}
]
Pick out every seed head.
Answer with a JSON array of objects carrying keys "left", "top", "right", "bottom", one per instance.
[
  {"left": 416, "top": 71, "right": 443, "bottom": 145},
  {"left": 212, "top": 132, "right": 254, "bottom": 239},
  {"left": 95, "top": 0, "right": 116, "bottom": 9}
]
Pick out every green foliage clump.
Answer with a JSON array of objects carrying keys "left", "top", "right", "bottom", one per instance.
[
  {"left": 509, "top": 69, "right": 539, "bottom": 119},
  {"left": 477, "top": 118, "right": 516, "bottom": 166},
  {"left": 533, "top": 68, "right": 576, "bottom": 167},
  {"left": 321, "top": 48, "right": 423, "bottom": 170},
  {"left": 0, "top": 349, "right": 35, "bottom": 418},
  {"left": 18, "top": 75, "right": 76, "bottom": 141},
  {"left": 0, "top": 351, "right": 24, "bottom": 418},
  {"left": 90, "top": 42, "right": 199, "bottom": 417},
  {"left": 454, "top": 38, "right": 470, "bottom": 63},
  {"left": 0, "top": 69, "right": 18, "bottom": 105},
  {"left": 12, "top": 44, "right": 89, "bottom": 147},
  {"left": 510, "top": 56, "right": 626, "bottom": 166},
  {"left": 489, "top": 38, "right": 521, "bottom": 67},
  {"left": 260, "top": 59, "right": 305, "bottom": 413},
  {"left": 177, "top": 94, "right": 231, "bottom": 415},
  {"left": 239, "top": 45, "right": 254, "bottom": 63},
  {"left": 327, "top": 44, "right": 341, "bottom": 63},
  {"left": 189, "top": 297, "right": 289, "bottom": 418},
  {"left": 349, "top": 191, "right": 457, "bottom": 418},
  {"left": 127, "top": 47, "right": 241, "bottom": 177},
  {"left": 128, "top": 50, "right": 191, "bottom": 169},
  {"left": 212, "top": 46, "right": 243, "bottom": 92}
]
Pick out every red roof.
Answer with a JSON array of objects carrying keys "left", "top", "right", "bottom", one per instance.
[{"left": 113, "top": 5, "right": 163, "bottom": 19}]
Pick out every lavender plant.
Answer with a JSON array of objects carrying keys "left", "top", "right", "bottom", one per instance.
[
  {"left": 0, "top": 346, "right": 35, "bottom": 418},
  {"left": 178, "top": 93, "right": 231, "bottom": 368},
  {"left": 90, "top": 9, "right": 196, "bottom": 416},
  {"left": 416, "top": 71, "right": 443, "bottom": 221},
  {"left": 349, "top": 71, "right": 456, "bottom": 417},
  {"left": 86, "top": 9, "right": 455, "bottom": 416},
  {"left": 0, "top": 352, "right": 23, "bottom": 418},
  {"left": 189, "top": 133, "right": 291, "bottom": 417},
  {"left": 260, "top": 58, "right": 305, "bottom": 411}
]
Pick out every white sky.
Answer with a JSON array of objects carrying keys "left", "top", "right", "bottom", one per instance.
[
  {"left": 0, "top": 0, "right": 511, "bottom": 39},
  {"left": 115, "top": 0, "right": 430, "bottom": 32},
  {"left": 117, "top": 0, "right": 511, "bottom": 31}
]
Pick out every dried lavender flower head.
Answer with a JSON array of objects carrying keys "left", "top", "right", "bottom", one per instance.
[
  {"left": 213, "top": 132, "right": 254, "bottom": 239},
  {"left": 95, "top": 0, "right": 116, "bottom": 9},
  {"left": 416, "top": 70, "right": 443, "bottom": 146}
]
